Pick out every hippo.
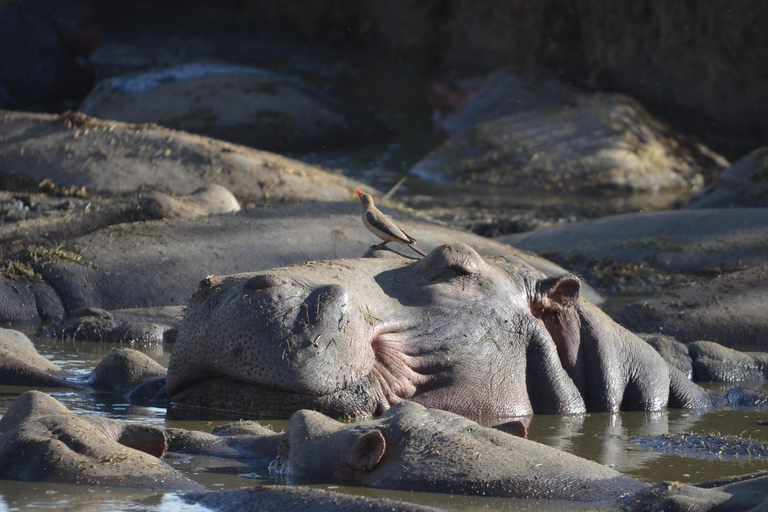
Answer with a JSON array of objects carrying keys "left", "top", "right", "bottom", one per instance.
[
  {"left": 0, "top": 391, "right": 201, "bottom": 490},
  {"left": 185, "top": 486, "right": 443, "bottom": 512},
  {"left": 167, "top": 243, "right": 718, "bottom": 419},
  {"left": 0, "top": 327, "right": 165, "bottom": 392},
  {"left": 500, "top": 208, "right": 768, "bottom": 296},
  {"left": 622, "top": 472, "right": 768, "bottom": 512},
  {"left": 641, "top": 334, "right": 768, "bottom": 383},
  {"left": 47, "top": 306, "right": 182, "bottom": 344},
  {"left": 0, "top": 201, "right": 602, "bottom": 324},
  {"left": 1, "top": 185, "right": 239, "bottom": 260},
  {"left": 268, "top": 401, "right": 646, "bottom": 501},
  {"left": 166, "top": 402, "right": 644, "bottom": 501},
  {"left": 612, "top": 265, "right": 768, "bottom": 347}
]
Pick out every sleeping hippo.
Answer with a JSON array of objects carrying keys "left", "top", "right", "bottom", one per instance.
[{"left": 167, "top": 243, "right": 719, "bottom": 418}]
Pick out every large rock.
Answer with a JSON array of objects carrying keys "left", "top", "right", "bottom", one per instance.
[
  {"left": 434, "top": 68, "right": 581, "bottom": 135},
  {"left": 0, "top": 110, "right": 369, "bottom": 204},
  {"left": 411, "top": 94, "right": 727, "bottom": 199},
  {"left": 79, "top": 63, "right": 384, "bottom": 152},
  {"left": 685, "top": 148, "right": 768, "bottom": 208}
]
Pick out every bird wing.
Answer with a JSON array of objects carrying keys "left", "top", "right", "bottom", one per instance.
[{"left": 366, "top": 210, "right": 411, "bottom": 243}]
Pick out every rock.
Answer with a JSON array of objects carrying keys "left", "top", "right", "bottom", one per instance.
[
  {"left": 79, "top": 63, "right": 384, "bottom": 152},
  {"left": 434, "top": 68, "right": 581, "bottom": 135},
  {"left": 411, "top": 94, "right": 727, "bottom": 199},
  {"left": 0, "top": 110, "right": 370, "bottom": 203},
  {"left": 685, "top": 148, "right": 768, "bottom": 208}
]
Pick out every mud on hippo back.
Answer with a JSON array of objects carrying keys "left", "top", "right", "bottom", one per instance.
[{"left": 167, "top": 243, "right": 720, "bottom": 418}]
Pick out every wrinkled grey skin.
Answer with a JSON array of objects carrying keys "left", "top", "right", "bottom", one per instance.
[
  {"left": 684, "top": 147, "right": 768, "bottom": 208},
  {"left": 613, "top": 265, "right": 768, "bottom": 347},
  {"left": 167, "top": 243, "right": 715, "bottom": 418},
  {"left": 0, "top": 202, "right": 600, "bottom": 324},
  {"left": 185, "top": 485, "right": 443, "bottom": 512},
  {"left": 640, "top": 334, "right": 768, "bottom": 382},
  {"left": 501, "top": 208, "right": 768, "bottom": 296},
  {"left": 0, "top": 327, "right": 165, "bottom": 392},
  {"left": 165, "top": 421, "right": 281, "bottom": 461},
  {"left": 0, "top": 391, "right": 202, "bottom": 490},
  {"left": 622, "top": 472, "right": 768, "bottom": 512},
  {"left": 271, "top": 402, "right": 646, "bottom": 500},
  {"left": 47, "top": 306, "right": 182, "bottom": 343}
]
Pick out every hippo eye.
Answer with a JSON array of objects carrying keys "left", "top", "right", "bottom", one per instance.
[
  {"left": 246, "top": 275, "right": 285, "bottom": 291},
  {"left": 448, "top": 264, "right": 473, "bottom": 277},
  {"left": 429, "top": 263, "right": 474, "bottom": 283}
]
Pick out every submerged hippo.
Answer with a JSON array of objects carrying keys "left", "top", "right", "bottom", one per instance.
[
  {"left": 0, "top": 327, "right": 165, "bottom": 392},
  {"left": 270, "top": 401, "right": 646, "bottom": 501},
  {"left": 0, "top": 391, "right": 201, "bottom": 490},
  {"left": 167, "top": 243, "right": 717, "bottom": 418}
]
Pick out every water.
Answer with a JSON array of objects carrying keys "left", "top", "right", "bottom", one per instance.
[{"left": 2, "top": 325, "right": 767, "bottom": 511}]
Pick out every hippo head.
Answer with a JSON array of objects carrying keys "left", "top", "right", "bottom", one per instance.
[
  {"left": 168, "top": 243, "right": 714, "bottom": 418},
  {"left": 167, "top": 243, "right": 592, "bottom": 418}
]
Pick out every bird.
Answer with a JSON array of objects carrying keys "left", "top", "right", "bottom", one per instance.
[{"left": 356, "top": 189, "right": 427, "bottom": 257}]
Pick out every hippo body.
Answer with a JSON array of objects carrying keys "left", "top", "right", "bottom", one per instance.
[
  {"left": 0, "top": 327, "right": 165, "bottom": 392},
  {"left": 167, "top": 244, "right": 716, "bottom": 418},
  {"left": 0, "top": 391, "right": 201, "bottom": 490},
  {"left": 0, "top": 202, "right": 601, "bottom": 324},
  {"left": 273, "top": 402, "right": 647, "bottom": 501}
]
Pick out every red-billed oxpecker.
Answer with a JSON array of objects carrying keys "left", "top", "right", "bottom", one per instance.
[{"left": 356, "top": 189, "right": 427, "bottom": 257}]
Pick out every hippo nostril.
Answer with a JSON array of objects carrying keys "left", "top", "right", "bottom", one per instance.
[{"left": 246, "top": 275, "right": 286, "bottom": 291}]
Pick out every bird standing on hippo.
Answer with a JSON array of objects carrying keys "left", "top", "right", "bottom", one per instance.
[{"left": 356, "top": 189, "right": 427, "bottom": 257}]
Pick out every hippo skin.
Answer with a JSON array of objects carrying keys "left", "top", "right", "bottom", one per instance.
[
  {"left": 0, "top": 327, "right": 165, "bottom": 392},
  {"left": 0, "top": 391, "right": 201, "bottom": 490},
  {"left": 167, "top": 243, "right": 717, "bottom": 418},
  {"left": 269, "top": 401, "right": 647, "bottom": 501}
]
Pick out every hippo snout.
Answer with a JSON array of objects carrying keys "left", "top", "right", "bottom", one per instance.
[{"left": 168, "top": 272, "right": 375, "bottom": 404}]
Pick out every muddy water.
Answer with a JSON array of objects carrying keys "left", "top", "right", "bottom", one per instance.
[{"left": 1, "top": 325, "right": 767, "bottom": 511}]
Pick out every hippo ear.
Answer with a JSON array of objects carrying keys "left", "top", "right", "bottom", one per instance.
[
  {"left": 346, "top": 430, "right": 386, "bottom": 472},
  {"left": 535, "top": 274, "right": 581, "bottom": 312}
]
